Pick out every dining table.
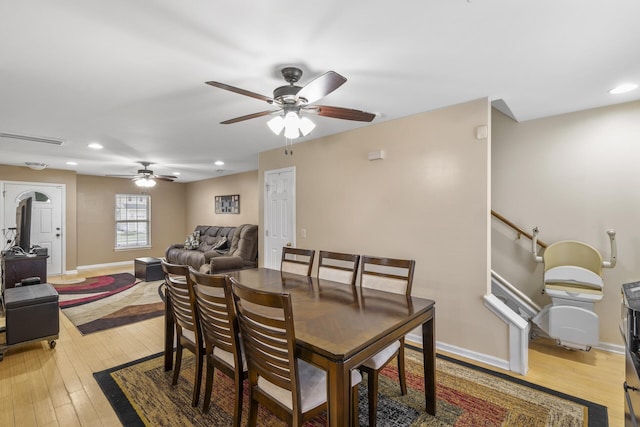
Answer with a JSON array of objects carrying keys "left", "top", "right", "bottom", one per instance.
[{"left": 163, "top": 267, "right": 436, "bottom": 426}]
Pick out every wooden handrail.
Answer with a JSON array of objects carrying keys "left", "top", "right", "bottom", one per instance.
[{"left": 491, "top": 210, "right": 547, "bottom": 248}]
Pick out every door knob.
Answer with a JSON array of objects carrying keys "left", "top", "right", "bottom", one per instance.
[{"left": 286, "top": 242, "right": 292, "bottom": 247}]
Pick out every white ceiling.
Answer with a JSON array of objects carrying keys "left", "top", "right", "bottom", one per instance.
[{"left": 2, "top": 0, "right": 639, "bottom": 182}]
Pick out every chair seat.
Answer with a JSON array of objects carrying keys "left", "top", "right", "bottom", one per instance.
[
  {"left": 257, "top": 360, "right": 362, "bottom": 413},
  {"left": 182, "top": 328, "right": 196, "bottom": 344},
  {"left": 362, "top": 340, "right": 401, "bottom": 370},
  {"left": 213, "top": 345, "right": 248, "bottom": 371}
]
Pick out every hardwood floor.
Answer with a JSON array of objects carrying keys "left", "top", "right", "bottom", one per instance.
[{"left": 0, "top": 265, "right": 625, "bottom": 426}]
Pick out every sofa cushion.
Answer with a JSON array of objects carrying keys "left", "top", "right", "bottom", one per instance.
[
  {"left": 210, "top": 256, "right": 245, "bottom": 272},
  {"left": 230, "top": 224, "right": 258, "bottom": 264}
]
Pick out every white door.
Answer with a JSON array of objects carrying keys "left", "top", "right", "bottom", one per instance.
[
  {"left": 264, "top": 167, "right": 296, "bottom": 269},
  {"left": 2, "top": 182, "right": 64, "bottom": 276}
]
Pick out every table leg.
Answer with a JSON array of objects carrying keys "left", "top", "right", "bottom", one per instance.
[
  {"left": 423, "top": 313, "right": 436, "bottom": 415},
  {"left": 164, "top": 285, "right": 174, "bottom": 371},
  {"left": 326, "top": 362, "right": 350, "bottom": 427}
]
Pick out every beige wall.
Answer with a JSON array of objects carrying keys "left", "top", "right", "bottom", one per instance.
[
  {"left": 259, "top": 98, "right": 508, "bottom": 360},
  {"left": 492, "top": 100, "right": 640, "bottom": 348},
  {"left": 2, "top": 165, "right": 257, "bottom": 271},
  {"left": 0, "top": 165, "right": 78, "bottom": 270},
  {"left": 185, "top": 170, "right": 259, "bottom": 231},
  {"left": 76, "top": 175, "right": 187, "bottom": 266}
]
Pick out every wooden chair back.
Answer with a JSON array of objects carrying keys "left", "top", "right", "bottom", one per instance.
[
  {"left": 281, "top": 247, "right": 315, "bottom": 276},
  {"left": 229, "top": 277, "right": 300, "bottom": 410},
  {"left": 162, "top": 260, "right": 199, "bottom": 338},
  {"left": 360, "top": 256, "right": 415, "bottom": 296},
  {"left": 318, "top": 251, "right": 360, "bottom": 285},
  {"left": 188, "top": 268, "right": 241, "bottom": 361}
]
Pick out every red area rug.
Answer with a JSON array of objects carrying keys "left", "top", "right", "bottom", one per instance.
[{"left": 52, "top": 273, "right": 165, "bottom": 335}]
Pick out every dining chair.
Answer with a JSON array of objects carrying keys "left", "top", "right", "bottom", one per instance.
[
  {"left": 228, "top": 276, "right": 362, "bottom": 427},
  {"left": 317, "top": 250, "right": 360, "bottom": 286},
  {"left": 188, "top": 268, "right": 247, "bottom": 426},
  {"left": 358, "top": 255, "right": 416, "bottom": 427},
  {"left": 161, "top": 259, "right": 204, "bottom": 407},
  {"left": 281, "top": 247, "right": 316, "bottom": 276}
]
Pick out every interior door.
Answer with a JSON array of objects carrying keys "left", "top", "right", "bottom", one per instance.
[
  {"left": 263, "top": 167, "right": 295, "bottom": 269},
  {"left": 2, "top": 182, "right": 64, "bottom": 275}
]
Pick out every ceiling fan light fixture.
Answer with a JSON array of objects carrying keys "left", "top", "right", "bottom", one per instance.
[
  {"left": 299, "top": 116, "right": 316, "bottom": 136},
  {"left": 135, "top": 178, "right": 156, "bottom": 188},
  {"left": 267, "top": 115, "right": 285, "bottom": 135}
]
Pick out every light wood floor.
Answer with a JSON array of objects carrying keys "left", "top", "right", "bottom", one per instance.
[{"left": 0, "top": 265, "right": 625, "bottom": 426}]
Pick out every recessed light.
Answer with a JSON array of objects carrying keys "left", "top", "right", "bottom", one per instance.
[
  {"left": 172, "top": 172, "right": 180, "bottom": 176},
  {"left": 214, "top": 160, "right": 225, "bottom": 166},
  {"left": 66, "top": 161, "right": 78, "bottom": 166},
  {"left": 609, "top": 83, "right": 638, "bottom": 94},
  {"left": 88, "top": 142, "right": 103, "bottom": 149}
]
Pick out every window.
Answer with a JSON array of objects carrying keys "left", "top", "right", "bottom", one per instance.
[{"left": 115, "top": 194, "right": 151, "bottom": 249}]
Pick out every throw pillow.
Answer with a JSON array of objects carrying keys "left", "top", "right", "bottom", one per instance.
[{"left": 212, "top": 236, "right": 228, "bottom": 250}]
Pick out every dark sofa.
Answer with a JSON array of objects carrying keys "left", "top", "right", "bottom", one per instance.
[{"left": 165, "top": 224, "right": 258, "bottom": 273}]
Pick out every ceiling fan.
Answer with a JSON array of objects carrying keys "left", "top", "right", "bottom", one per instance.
[
  {"left": 206, "top": 67, "right": 376, "bottom": 140},
  {"left": 107, "top": 162, "right": 177, "bottom": 187}
]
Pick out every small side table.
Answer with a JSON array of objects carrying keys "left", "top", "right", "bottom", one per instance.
[{"left": 134, "top": 257, "right": 163, "bottom": 281}]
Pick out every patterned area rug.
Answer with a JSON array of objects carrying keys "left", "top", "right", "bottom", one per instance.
[
  {"left": 52, "top": 273, "right": 165, "bottom": 335},
  {"left": 94, "top": 346, "right": 607, "bottom": 426}
]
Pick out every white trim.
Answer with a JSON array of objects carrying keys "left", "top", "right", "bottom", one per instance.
[
  {"left": 76, "top": 260, "right": 134, "bottom": 271},
  {"left": 263, "top": 166, "right": 296, "bottom": 269},
  {"left": 593, "top": 341, "right": 624, "bottom": 355},
  {"left": 406, "top": 332, "right": 512, "bottom": 372},
  {"left": 1, "top": 180, "right": 66, "bottom": 276},
  {"left": 484, "top": 293, "right": 529, "bottom": 374}
]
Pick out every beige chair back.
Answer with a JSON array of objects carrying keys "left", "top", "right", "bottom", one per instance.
[
  {"left": 281, "top": 247, "right": 315, "bottom": 276},
  {"left": 360, "top": 256, "right": 415, "bottom": 296},
  {"left": 318, "top": 251, "right": 360, "bottom": 285}
]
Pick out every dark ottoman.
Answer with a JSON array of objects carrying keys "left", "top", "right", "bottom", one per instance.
[
  {"left": 134, "top": 257, "right": 164, "bottom": 281},
  {"left": 5, "top": 283, "right": 59, "bottom": 345}
]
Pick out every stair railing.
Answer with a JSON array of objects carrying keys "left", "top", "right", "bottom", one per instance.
[{"left": 491, "top": 210, "right": 547, "bottom": 249}]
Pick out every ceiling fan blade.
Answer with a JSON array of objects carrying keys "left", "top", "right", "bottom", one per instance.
[
  {"left": 106, "top": 174, "right": 138, "bottom": 178},
  {"left": 205, "top": 81, "right": 273, "bottom": 103},
  {"left": 221, "top": 109, "right": 280, "bottom": 124},
  {"left": 306, "top": 105, "right": 376, "bottom": 122},
  {"left": 296, "top": 71, "right": 347, "bottom": 104},
  {"left": 154, "top": 176, "right": 177, "bottom": 182}
]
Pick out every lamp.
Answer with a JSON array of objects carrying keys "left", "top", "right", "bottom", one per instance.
[
  {"left": 135, "top": 178, "right": 156, "bottom": 188},
  {"left": 267, "top": 111, "right": 315, "bottom": 139}
]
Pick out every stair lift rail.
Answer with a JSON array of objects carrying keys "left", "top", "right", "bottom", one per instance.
[{"left": 530, "top": 227, "right": 617, "bottom": 351}]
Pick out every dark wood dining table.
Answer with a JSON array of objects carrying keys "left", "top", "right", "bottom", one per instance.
[{"left": 164, "top": 267, "right": 436, "bottom": 426}]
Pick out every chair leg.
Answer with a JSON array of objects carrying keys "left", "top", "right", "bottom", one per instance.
[
  {"left": 248, "top": 390, "right": 259, "bottom": 427},
  {"left": 172, "top": 343, "right": 183, "bottom": 386},
  {"left": 351, "top": 382, "right": 359, "bottom": 427},
  {"left": 192, "top": 349, "right": 203, "bottom": 407},
  {"left": 368, "top": 369, "right": 379, "bottom": 427},
  {"left": 202, "top": 362, "right": 214, "bottom": 413},
  {"left": 233, "top": 373, "right": 244, "bottom": 427},
  {"left": 398, "top": 344, "right": 407, "bottom": 396}
]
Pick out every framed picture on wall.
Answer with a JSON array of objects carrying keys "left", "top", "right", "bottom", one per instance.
[{"left": 215, "top": 194, "right": 240, "bottom": 214}]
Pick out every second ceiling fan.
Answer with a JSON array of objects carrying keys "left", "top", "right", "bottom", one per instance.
[{"left": 206, "top": 67, "right": 376, "bottom": 139}]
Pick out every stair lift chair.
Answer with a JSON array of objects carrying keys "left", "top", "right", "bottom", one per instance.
[{"left": 531, "top": 228, "right": 617, "bottom": 350}]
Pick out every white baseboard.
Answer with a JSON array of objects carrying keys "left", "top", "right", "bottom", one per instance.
[
  {"left": 591, "top": 341, "right": 624, "bottom": 355},
  {"left": 406, "top": 331, "right": 624, "bottom": 373},
  {"left": 406, "top": 332, "right": 511, "bottom": 372},
  {"left": 76, "top": 260, "right": 133, "bottom": 271}
]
